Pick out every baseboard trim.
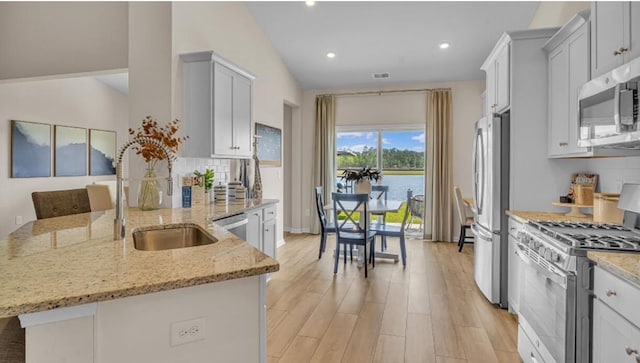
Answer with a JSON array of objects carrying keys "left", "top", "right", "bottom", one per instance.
[
  {"left": 285, "top": 227, "right": 311, "bottom": 234},
  {"left": 276, "top": 239, "right": 286, "bottom": 248}
]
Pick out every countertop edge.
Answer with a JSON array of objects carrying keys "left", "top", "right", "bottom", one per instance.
[
  {"left": 0, "top": 263, "right": 279, "bottom": 318},
  {"left": 588, "top": 251, "right": 640, "bottom": 288}
]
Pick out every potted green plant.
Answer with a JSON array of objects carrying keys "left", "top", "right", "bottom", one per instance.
[
  {"left": 194, "top": 168, "right": 214, "bottom": 203},
  {"left": 340, "top": 167, "right": 381, "bottom": 194}
]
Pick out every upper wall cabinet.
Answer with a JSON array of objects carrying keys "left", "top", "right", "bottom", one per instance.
[
  {"left": 591, "top": 1, "right": 640, "bottom": 78},
  {"left": 482, "top": 42, "right": 510, "bottom": 114},
  {"left": 544, "top": 10, "right": 592, "bottom": 158},
  {"left": 181, "top": 51, "right": 255, "bottom": 159}
]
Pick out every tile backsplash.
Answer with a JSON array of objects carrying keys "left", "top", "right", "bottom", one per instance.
[
  {"left": 170, "top": 157, "right": 231, "bottom": 207},
  {"left": 587, "top": 156, "right": 640, "bottom": 193}
]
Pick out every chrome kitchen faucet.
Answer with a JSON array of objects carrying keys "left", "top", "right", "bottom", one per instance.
[{"left": 114, "top": 137, "right": 174, "bottom": 240}]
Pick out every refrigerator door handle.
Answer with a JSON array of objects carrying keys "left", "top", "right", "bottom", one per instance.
[
  {"left": 473, "top": 126, "right": 484, "bottom": 214},
  {"left": 471, "top": 223, "right": 493, "bottom": 240}
]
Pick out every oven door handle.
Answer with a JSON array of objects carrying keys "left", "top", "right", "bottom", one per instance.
[
  {"left": 516, "top": 243, "right": 568, "bottom": 288},
  {"left": 221, "top": 219, "right": 248, "bottom": 231}
]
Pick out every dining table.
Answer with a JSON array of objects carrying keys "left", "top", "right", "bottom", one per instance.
[{"left": 325, "top": 198, "right": 404, "bottom": 263}]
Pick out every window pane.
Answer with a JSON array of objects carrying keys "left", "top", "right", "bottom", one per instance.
[
  {"left": 381, "top": 131, "right": 425, "bottom": 201},
  {"left": 336, "top": 131, "right": 378, "bottom": 169}
]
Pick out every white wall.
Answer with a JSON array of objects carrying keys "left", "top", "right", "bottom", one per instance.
[
  {"left": 0, "top": 77, "right": 129, "bottom": 237},
  {"left": 0, "top": 2, "right": 128, "bottom": 80},
  {"left": 295, "top": 80, "right": 484, "bottom": 237},
  {"left": 587, "top": 157, "right": 640, "bottom": 193},
  {"left": 529, "top": 2, "right": 590, "bottom": 29},
  {"left": 171, "top": 2, "right": 303, "bottom": 245}
]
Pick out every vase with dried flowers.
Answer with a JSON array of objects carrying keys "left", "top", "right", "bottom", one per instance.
[{"left": 129, "top": 116, "right": 188, "bottom": 210}]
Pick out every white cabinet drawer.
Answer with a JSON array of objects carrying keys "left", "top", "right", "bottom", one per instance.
[
  {"left": 517, "top": 326, "right": 545, "bottom": 363},
  {"left": 263, "top": 205, "right": 277, "bottom": 222},
  {"left": 594, "top": 266, "right": 640, "bottom": 327},
  {"left": 593, "top": 297, "right": 640, "bottom": 363}
]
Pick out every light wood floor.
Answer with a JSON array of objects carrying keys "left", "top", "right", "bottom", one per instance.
[{"left": 267, "top": 233, "right": 520, "bottom": 363}]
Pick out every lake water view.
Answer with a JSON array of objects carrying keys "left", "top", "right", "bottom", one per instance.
[{"left": 337, "top": 174, "right": 425, "bottom": 201}]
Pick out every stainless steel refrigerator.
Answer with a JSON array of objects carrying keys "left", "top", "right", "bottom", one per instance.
[{"left": 472, "top": 113, "right": 510, "bottom": 307}]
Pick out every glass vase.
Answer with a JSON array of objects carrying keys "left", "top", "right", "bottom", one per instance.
[{"left": 138, "top": 163, "right": 162, "bottom": 210}]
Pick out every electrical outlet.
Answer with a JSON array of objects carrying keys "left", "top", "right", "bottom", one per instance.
[
  {"left": 170, "top": 317, "right": 206, "bottom": 346},
  {"left": 15, "top": 216, "right": 22, "bottom": 225}
]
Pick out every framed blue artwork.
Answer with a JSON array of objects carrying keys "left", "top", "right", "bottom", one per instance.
[
  {"left": 255, "top": 123, "right": 281, "bottom": 167},
  {"left": 54, "top": 125, "right": 87, "bottom": 176},
  {"left": 11, "top": 120, "right": 51, "bottom": 178},
  {"left": 89, "top": 129, "right": 116, "bottom": 175}
]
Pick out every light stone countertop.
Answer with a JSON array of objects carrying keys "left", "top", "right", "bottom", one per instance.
[
  {"left": 506, "top": 210, "right": 593, "bottom": 224},
  {"left": 0, "top": 200, "right": 279, "bottom": 319},
  {"left": 588, "top": 251, "right": 640, "bottom": 288}
]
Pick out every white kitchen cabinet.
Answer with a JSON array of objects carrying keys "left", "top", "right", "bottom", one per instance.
[
  {"left": 507, "top": 217, "right": 523, "bottom": 315},
  {"left": 495, "top": 45, "right": 510, "bottom": 112},
  {"left": 181, "top": 51, "right": 255, "bottom": 159},
  {"left": 593, "top": 266, "right": 640, "bottom": 363},
  {"left": 482, "top": 42, "right": 510, "bottom": 114},
  {"left": 262, "top": 205, "right": 277, "bottom": 259},
  {"left": 246, "top": 203, "right": 278, "bottom": 259},
  {"left": 591, "top": 1, "right": 640, "bottom": 78},
  {"left": 544, "top": 10, "right": 592, "bottom": 158},
  {"left": 246, "top": 208, "right": 263, "bottom": 250}
]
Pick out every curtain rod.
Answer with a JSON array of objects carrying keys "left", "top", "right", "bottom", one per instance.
[{"left": 318, "top": 87, "right": 449, "bottom": 97}]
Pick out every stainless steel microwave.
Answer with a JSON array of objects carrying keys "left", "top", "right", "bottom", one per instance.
[{"left": 578, "top": 56, "right": 640, "bottom": 149}]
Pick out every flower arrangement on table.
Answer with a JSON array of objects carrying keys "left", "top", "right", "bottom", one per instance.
[
  {"left": 340, "top": 167, "right": 381, "bottom": 183},
  {"left": 128, "top": 116, "right": 188, "bottom": 210},
  {"left": 340, "top": 167, "right": 381, "bottom": 194}
]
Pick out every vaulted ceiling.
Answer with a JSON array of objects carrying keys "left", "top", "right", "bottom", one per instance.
[{"left": 246, "top": 1, "right": 540, "bottom": 89}]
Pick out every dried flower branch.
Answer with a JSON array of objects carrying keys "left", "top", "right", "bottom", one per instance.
[{"left": 128, "top": 116, "right": 189, "bottom": 164}]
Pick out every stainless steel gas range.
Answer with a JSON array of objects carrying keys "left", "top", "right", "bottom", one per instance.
[{"left": 516, "top": 184, "right": 640, "bottom": 363}]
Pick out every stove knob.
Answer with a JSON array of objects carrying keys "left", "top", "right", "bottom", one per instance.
[{"left": 551, "top": 251, "right": 559, "bottom": 262}]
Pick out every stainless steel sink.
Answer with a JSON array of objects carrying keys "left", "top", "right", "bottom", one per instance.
[{"left": 132, "top": 224, "right": 217, "bottom": 251}]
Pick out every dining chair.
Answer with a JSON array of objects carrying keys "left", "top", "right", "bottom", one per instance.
[
  {"left": 408, "top": 194, "right": 425, "bottom": 232},
  {"left": 454, "top": 185, "right": 474, "bottom": 252},
  {"left": 332, "top": 192, "right": 377, "bottom": 278},
  {"left": 371, "top": 185, "right": 389, "bottom": 250},
  {"left": 315, "top": 186, "right": 336, "bottom": 259},
  {"left": 31, "top": 189, "right": 91, "bottom": 219},
  {"left": 86, "top": 183, "right": 114, "bottom": 211},
  {"left": 371, "top": 195, "right": 410, "bottom": 266}
]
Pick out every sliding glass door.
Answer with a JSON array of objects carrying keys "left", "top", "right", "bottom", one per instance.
[{"left": 336, "top": 128, "right": 425, "bottom": 201}]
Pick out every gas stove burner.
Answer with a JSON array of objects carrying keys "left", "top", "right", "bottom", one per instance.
[
  {"left": 580, "top": 235, "right": 640, "bottom": 251},
  {"left": 528, "top": 219, "right": 640, "bottom": 252},
  {"left": 535, "top": 220, "right": 630, "bottom": 231}
]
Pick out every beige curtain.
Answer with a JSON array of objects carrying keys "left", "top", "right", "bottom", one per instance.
[
  {"left": 424, "top": 89, "right": 453, "bottom": 241},
  {"left": 312, "top": 95, "right": 336, "bottom": 234}
]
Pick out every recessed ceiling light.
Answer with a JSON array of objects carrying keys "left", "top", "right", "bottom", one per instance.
[
  {"left": 306, "top": 0, "right": 315, "bottom": 6},
  {"left": 326, "top": 52, "right": 336, "bottom": 59},
  {"left": 439, "top": 41, "right": 451, "bottom": 49}
]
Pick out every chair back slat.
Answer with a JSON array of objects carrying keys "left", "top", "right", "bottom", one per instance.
[
  {"left": 453, "top": 186, "right": 468, "bottom": 223},
  {"left": 315, "top": 187, "right": 328, "bottom": 228},
  {"left": 332, "top": 192, "right": 369, "bottom": 238},
  {"left": 400, "top": 196, "right": 412, "bottom": 229},
  {"left": 371, "top": 185, "right": 388, "bottom": 201}
]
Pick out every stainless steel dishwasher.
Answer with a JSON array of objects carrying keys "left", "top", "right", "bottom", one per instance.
[{"left": 210, "top": 213, "right": 248, "bottom": 240}]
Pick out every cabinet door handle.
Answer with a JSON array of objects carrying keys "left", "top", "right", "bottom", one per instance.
[
  {"left": 614, "top": 47, "right": 629, "bottom": 56},
  {"left": 626, "top": 347, "right": 638, "bottom": 355},
  {"left": 491, "top": 104, "right": 497, "bottom": 109},
  {"left": 606, "top": 289, "right": 617, "bottom": 297},
  {"left": 559, "top": 142, "right": 568, "bottom": 147}
]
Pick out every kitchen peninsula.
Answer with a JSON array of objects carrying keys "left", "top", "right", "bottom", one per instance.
[{"left": 0, "top": 200, "right": 279, "bottom": 363}]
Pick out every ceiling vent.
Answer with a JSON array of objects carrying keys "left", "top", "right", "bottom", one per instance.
[{"left": 372, "top": 72, "right": 390, "bottom": 79}]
